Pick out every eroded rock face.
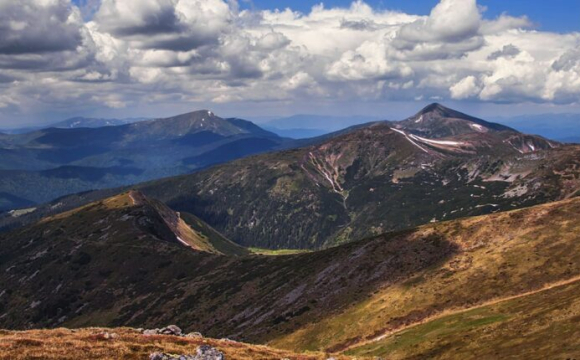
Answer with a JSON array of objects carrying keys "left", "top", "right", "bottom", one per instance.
[{"left": 149, "top": 345, "right": 225, "bottom": 360}]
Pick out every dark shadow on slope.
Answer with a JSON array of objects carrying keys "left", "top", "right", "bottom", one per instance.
[
  {"left": 0, "top": 198, "right": 458, "bottom": 351},
  {"left": 182, "top": 137, "right": 279, "bottom": 167}
]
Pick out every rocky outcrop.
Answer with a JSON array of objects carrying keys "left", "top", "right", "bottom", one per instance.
[
  {"left": 142, "top": 325, "right": 202, "bottom": 338},
  {"left": 142, "top": 325, "right": 182, "bottom": 336},
  {"left": 149, "top": 345, "right": 225, "bottom": 360}
]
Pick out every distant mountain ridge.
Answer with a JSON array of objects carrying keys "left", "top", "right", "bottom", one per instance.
[
  {"left": 492, "top": 112, "right": 580, "bottom": 143},
  {"left": 5, "top": 104, "right": 578, "bottom": 251},
  {"left": 121, "top": 104, "right": 567, "bottom": 249},
  {"left": 263, "top": 114, "right": 379, "bottom": 139},
  {"left": 0, "top": 117, "right": 147, "bottom": 134},
  {"left": 0, "top": 110, "right": 291, "bottom": 211}
]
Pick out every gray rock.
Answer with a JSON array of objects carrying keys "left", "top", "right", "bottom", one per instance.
[
  {"left": 150, "top": 353, "right": 193, "bottom": 360},
  {"left": 195, "top": 345, "right": 225, "bottom": 360},
  {"left": 160, "top": 325, "right": 182, "bottom": 336},
  {"left": 148, "top": 347, "right": 225, "bottom": 360},
  {"left": 102, "top": 331, "right": 118, "bottom": 340},
  {"left": 185, "top": 332, "right": 203, "bottom": 338},
  {"left": 143, "top": 325, "right": 184, "bottom": 336}
]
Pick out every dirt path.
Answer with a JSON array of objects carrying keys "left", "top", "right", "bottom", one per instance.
[
  {"left": 128, "top": 190, "right": 142, "bottom": 206},
  {"left": 342, "top": 274, "right": 580, "bottom": 353}
]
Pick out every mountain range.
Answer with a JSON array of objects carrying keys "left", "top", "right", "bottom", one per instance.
[
  {"left": 0, "top": 110, "right": 289, "bottom": 212},
  {"left": 0, "top": 117, "right": 147, "bottom": 134},
  {"left": 6, "top": 103, "right": 575, "bottom": 249},
  {"left": 1, "top": 103, "right": 580, "bottom": 358},
  {"left": 262, "top": 114, "right": 378, "bottom": 139},
  {"left": 260, "top": 111, "right": 580, "bottom": 142},
  {"left": 492, "top": 112, "right": 580, "bottom": 143}
]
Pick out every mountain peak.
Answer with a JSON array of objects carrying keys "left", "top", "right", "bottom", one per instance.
[
  {"left": 395, "top": 103, "right": 517, "bottom": 138},
  {"left": 417, "top": 103, "right": 474, "bottom": 120},
  {"left": 182, "top": 109, "right": 216, "bottom": 117},
  {"left": 418, "top": 102, "right": 448, "bottom": 115}
]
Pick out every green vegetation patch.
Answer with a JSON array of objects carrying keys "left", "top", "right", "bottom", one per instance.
[{"left": 248, "top": 247, "right": 312, "bottom": 256}]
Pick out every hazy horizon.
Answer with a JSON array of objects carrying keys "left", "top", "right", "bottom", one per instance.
[{"left": 1, "top": 0, "right": 580, "bottom": 127}]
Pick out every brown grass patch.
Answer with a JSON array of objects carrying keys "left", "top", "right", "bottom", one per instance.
[{"left": 0, "top": 328, "right": 355, "bottom": 360}]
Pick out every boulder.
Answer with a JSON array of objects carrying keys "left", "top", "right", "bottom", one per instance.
[
  {"left": 185, "top": 332, "right": 203, "bottom": 338},
  {"left": 148, "top": 346, "right": 225, "bottom": 360},
  {"left": 149, "top": 353, "right": 194, "bottom": 360},
  {"left": 160, "top": 325, "right": 182, "bottom": 336},
  {"left": 195, "top": 345, "right": 225, "bottom": 360}
]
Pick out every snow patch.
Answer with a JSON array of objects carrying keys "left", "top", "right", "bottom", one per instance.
[
  {"left": 392, "top": 128, "right": 430, "bottom": 153},
  {"left": 475, "top": 203, "right": 499, "bottom": 208},
  {"left": 409, "top": 133, "right": 466, "bottom": 146},
  {"left": 175, "top": 235, "right": 192, "bottom": 248},
  {"left": 470, "top": 123, "right": 484, "bottom": 132}
]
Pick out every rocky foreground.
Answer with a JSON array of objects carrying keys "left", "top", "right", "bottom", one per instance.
[{"left": 0, "top": 327, "right": 354, "bottom": 360}]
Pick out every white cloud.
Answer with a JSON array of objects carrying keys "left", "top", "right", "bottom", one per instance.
[
  {"left": 450, "top": 76, "right": 481, "bottom": 99},
  {"left": 94, "top": 0, "right": 232, "bottom": 51},
  {"left": 397, "top": 0, "right": 481, "bottom": 43},
  {"left": 327, "top": 40, "right": 413, "bottom": 81},
  {"left": 0, "top": 0, "right": 84, "bottom": 54},
  {"left": 0, "top": 0, "right": 579, "bottom": 124}
]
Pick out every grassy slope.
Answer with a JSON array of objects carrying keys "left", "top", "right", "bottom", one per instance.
[
  {"left": 2, "top": 193, "right": 580, "bottom": 359},
  {"left": 248, "top": 248, "right": 311, "bottom": 255},
  {"left": 0, "top": 328, "right": 349, "bottom": 360},
  {"left": 269, "top": 197, "right": 580, "bottom": 353},
  {"left": 180, "top": 211, "right": 249, "bottom": 256},
  {"left": 346, "top": 278, "right": 580, "bottom": 359},
  {"left": 135, "top": 138, "right": 580, "bottom": 250}
]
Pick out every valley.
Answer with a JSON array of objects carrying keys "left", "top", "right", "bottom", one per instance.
[
  {"left": 1, "top": 190, "right": 580, "bottom": 358},
  {"left": 4, "top": 104, "right": 578, "bottom": 251},
  {"left": 1, "top": 104, "right": 580, "bottom": 359},
  {"left": 3, "top": 0, "right": 579, "bottom": 358}
]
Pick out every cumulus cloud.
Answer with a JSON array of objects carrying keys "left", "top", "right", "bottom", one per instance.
[
  {"left": 327, "top": 40, "right": 413, "bottom": 81},
  {"left": 450, "top": 76, "right": 481, "bottom": 99},
  {"left": 488, "top": 44, "right": 521, "bottom": 60},
  {"left": 94, "top": 0, "right": 232, "bottom": 51},
  {"left": 0, "top": 0, "right": 84, "bottom": 54},
  {"left": 0, "top": 0, "right": 579, "bottom": 124},
  {"left": 397, "top": 0, "right": 481, "bottom": 43}
]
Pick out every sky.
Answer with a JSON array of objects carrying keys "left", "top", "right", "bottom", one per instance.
[
  {"left": 1, "top": 0, "right": 580, "bottom": 127},
  {"left": 238, "top": 0, "right": 580, "bottom": 33}
]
